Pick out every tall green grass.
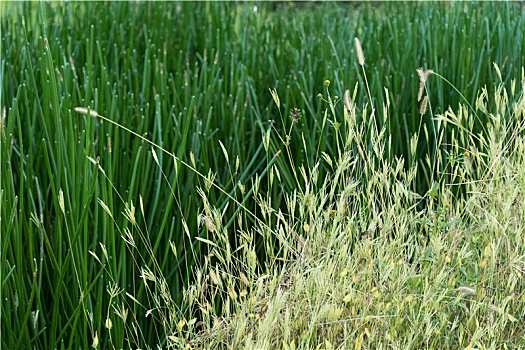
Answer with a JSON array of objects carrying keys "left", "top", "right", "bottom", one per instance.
[{"left": 1, "top": 1, "right": 524, "bottom": 348}]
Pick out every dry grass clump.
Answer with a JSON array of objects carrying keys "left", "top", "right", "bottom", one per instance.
[{"left": 167, "top": 66, "right": 525, "bottom": 348}]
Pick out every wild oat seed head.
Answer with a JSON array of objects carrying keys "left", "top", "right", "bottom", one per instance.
[
  {"left": 99, "top": 242, "right": 109, "bottom": 261},
  {"left": 355, "top": 37, "right": 365, "bottom": 66},
  {"left": 124, "top": 201, "right": 136, "bottom": 226}
]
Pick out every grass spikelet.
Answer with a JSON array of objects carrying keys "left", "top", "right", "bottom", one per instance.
[
  {"left": 97, "top": 199, "right": 113, "bottom": 219},
  {"left": 493, "top": 62, "right": 502, "bottom": 82},
  {"left": 355, "top": 37, "right": 372, "bottom": 105},
  {"left": 123, "top": 201, "right": 136, "bottom": 226},
  {"left": 269, "top": 88, "right": 280, "bottom": 109},
  {"left": 488, "top": 305, "right": 503, "bottom": 313},
  {"left": 456, "top": 286, "right": 476, "bottom": 295},
  {"left": 354, "top": 37, "right": 365, "bottom": 66},
  {"left": 219, "top": 140, "right": 229, "bottom": 163},
  {"left": 419, "top": 95, "right": 429, "bottom": 114},
  {"left": 105, "top": 317, "right": 113, "bottom": 330},
  {"left": 417, "top": 82, "right": 425, "bottom": 102},
  {"left": 92, "top": 331, "right": 98, "bottom": 349},
  {"left": 343, "top": 89, "right": 353, "bottom": 112},
  {"left": 416, "top": 67, "right": 433, "bottom": 83},
  {"left": 74, "top": 107, "right": 98, "bottom": 117},
  {"left": 1, "top": 106, "right": 5, "bottom": 139},
  {"left": 416, "top": 67, "right": 434, "bottom": 101},
  {"left": 202, "top": 215, "right": 216, "bottom": 233},
  {"left": 58, "top": 188, "right": 65, "bottom": 214}
]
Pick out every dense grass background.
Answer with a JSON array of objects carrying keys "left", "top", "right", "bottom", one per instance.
[{"left": 1, "top": 1, "right": 524, "bottom": 348}]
